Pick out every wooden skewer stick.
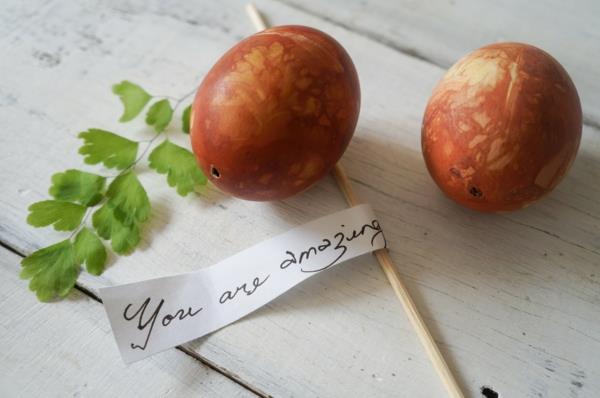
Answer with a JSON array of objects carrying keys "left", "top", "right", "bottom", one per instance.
[
  {"left": 246, "top": 3, "right": 267, "bottom": 31},
  {"left": 335, "top": 163, "right": 465, "bottom": 398},
  {"left": 245, "top": 4, "right": 464, "bottom": 397}
]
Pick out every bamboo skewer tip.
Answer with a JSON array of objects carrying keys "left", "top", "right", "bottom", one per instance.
[{"left": 246, "top": 3, "right": 267, "bottom": 31}]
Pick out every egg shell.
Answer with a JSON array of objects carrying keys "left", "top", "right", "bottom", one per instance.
[
  {"left": 190, "top": 25, "right": 360, "bottom": 201},
  {"left": 421, "top": 42, "right": 582, "bottom": 212}
]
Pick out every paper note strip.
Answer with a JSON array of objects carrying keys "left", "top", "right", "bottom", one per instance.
[{"left": 99, "top": 204, "right": 386, "bottom": 363}]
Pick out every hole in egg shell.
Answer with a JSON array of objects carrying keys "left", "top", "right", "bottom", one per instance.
[
  {"left": 469, "top": 186, "right": 483, "bottom": 198},
  {"left": 210, "top": 165, "right": 221, "bottom": 179}
]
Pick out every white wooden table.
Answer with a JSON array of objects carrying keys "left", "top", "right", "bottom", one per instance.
[{"left": 1, "top": 1, "right": 599, "bottom": 397}]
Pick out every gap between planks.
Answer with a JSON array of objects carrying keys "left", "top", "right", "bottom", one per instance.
[{"left": 0, "top": 239, "right": 271, "bottom": 398}]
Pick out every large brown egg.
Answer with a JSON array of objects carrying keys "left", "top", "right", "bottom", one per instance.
[
  {"left": 190, "top": 25, "right": 360, "bottom": 201},
  {"left": 421, "top": 43, "right": 582, "bottom": 212}
]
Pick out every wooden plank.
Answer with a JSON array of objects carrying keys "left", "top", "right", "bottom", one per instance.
[
  {"left": 0, "top": 246, "right": 257, "bottom": 398},
  {"left": 279, "top": 0, "right": 600, "bottom": 128},
  {"left": 0, "top": 0, "right": 598, "bottom": 397}
]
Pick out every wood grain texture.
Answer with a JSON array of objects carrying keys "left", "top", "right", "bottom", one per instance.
[
  {"left": 0, "top": 246, "right": 256, "bottom": 398},
  {"left": 0, "top": 0, "right": 598, "bottom": 397},
  {"left": 279, "top": 0, "right": 600, "bottom": 128}
]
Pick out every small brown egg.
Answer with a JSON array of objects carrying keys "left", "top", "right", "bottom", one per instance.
[
  {"left": 190, "top": 25, "right": 360, "bottom": 201},
  {"left": 421, "top": 42, "right": 582, "bottom": 212}
]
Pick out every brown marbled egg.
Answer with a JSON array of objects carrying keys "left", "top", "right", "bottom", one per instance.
[
  {"left": 190, "top": 25, "right": 360, "bottom": 201},
  {"left": 421, "top": 43, "right": 582, "bottom": 212}
]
